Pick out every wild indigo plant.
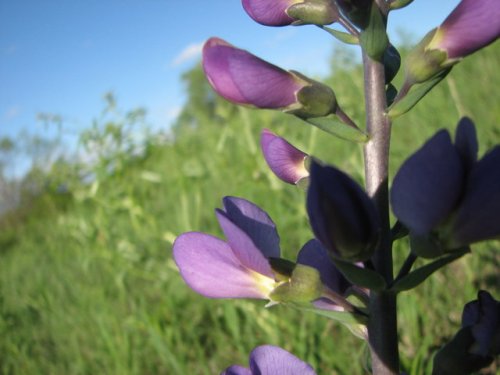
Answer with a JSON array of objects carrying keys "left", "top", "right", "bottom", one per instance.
[{"left": 172, "top": 0, "right": 499, "bottom": 373}]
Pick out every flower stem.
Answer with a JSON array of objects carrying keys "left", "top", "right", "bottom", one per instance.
[{"left": 362, "top": 50, "right": 400, "bottom": 374}]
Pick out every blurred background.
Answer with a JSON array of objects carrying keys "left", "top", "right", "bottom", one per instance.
[{"left": 0, "top": 1, "right": 498, "bottom": 374}]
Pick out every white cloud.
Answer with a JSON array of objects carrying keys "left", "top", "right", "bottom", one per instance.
[
  {"left": 171, "top": 42, "right": 204, "bottom": 67},
  {"left": 3, "top": 106, "right": 21, "bottom": 120}
]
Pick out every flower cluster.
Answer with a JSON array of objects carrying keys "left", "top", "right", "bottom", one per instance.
[{"left": 171, "top": 0, "right": 500, "bottom": 373}]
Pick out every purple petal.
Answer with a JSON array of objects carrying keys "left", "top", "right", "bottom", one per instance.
[
  {"left": 454, "top": 117, "right": 478, "bottom": 172},
  {"left": 221, "top": 365, "right": 252, "bottom": 375},
  {"left": 202, "top": 37, "right": 303, "bottom": 108},
  {"left": 297, "top": 239, "right": 350, "bottom": 294},
  {"left": 436, "top": 0, "right": 500, "bottom": 59},
  {"left": 216, "top": 210, "right": 275, "bottom": 278},
  {"left": 173, "top": 232, "right": 271, "bottom": 299},
  {"left": 312, "top": 297, "right": 344, "bottom": 312},
  {"left": 391, "top": 130, "right": 464, "bottom": 236},
  {"left": 462, "top": 291, "right": 500, "bottom": 357},
  {"left": 249, "top": 345, "right": 316, "bottom": 375},
  {"left": 222, "top": 196, "right": 281, "bottom": 259},
  {"left": 307, "top": 160, "right": 380, "bottom": 261},
  {"left": 261, "top": 129, "right": 309, "bottom": 184},
  {"left": 451, "top": 146, "right": 500, "bottom": 246},
  {"left": 242, "top": 0, "right": 295, "bottom": 26}
]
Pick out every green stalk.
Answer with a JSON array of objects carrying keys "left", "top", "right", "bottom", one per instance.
[{"left": 362, "top": 50, "right": 400, "bottom": 374}]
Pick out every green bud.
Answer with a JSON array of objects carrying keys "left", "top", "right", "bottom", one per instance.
[
  {"left": 287, "top": 0, "right": 339, "bottom": 26},
  {"left": 288, "top": 71, "right": 337, "bottom": 118},
  {"left": 359, "top": 2, "right": 389, "bottom": 60},
  {"left": 270, "top": 264, "right": 323, "bottom": 303},
  {"left": 405, "top": 28, "right": 449, "bottom": 84}
]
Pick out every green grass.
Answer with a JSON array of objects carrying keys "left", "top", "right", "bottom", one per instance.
[{"left": 0, "top": 43, "right": 499, "bottom": 374}]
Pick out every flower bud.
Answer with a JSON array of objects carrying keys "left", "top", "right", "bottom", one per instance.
[
  {"left": 260, "top": 129, "right": 309, "bottom": 185},
  {"left": 404, "top": 0, "right": 500, "bottom": 84},
  {"left": 203, "top": 37, "right": 337, "bottom": 117},
  {"left": 307, "top": 159, "right": 380, "bottom": 262},
  {"left": 242, "top": 0, "right": 339, "bottom": 27}
]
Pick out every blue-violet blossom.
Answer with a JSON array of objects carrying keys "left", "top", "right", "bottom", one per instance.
[
  {"left": 221, "top": 344, "right": 316, "bottom": 375},
  {"left": 391, "top": 117, "right": 500, "bottom": 257}
]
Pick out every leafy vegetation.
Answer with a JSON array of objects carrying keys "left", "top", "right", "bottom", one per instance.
[{"left": 0, "top": 44, "right": 499, "bottom": 375}]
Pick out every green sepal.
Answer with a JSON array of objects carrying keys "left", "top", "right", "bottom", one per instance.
[
  {"left": 288, "top": 302, "right": 368, "bottom": 325},
  {"left": 269, "top": 264, "right": 323, "bottom": 303},
  {"left": 305, "top": 115, "right": 369, "bottom": 143},
  {"left": 269, "top": 257, "right": 296, "bottom": 281},
  {"left": 390, "top": 220, "right": 409, "bottom": 242},
  {"left": 359, "top": 3, "right": 389, "bottom": 61},
  {"left": 331, "top": 257, "right": 387, "bottom": 291},
  {"left": 389, "top": 0, "right": 415, "bottom": 10},
  {"left": 389, "top": 248, "right": 469, "bottom": 293},
  {"left": 387, "top": 67, "right": 451, "bottom": 119},
  {"left": 319, "top": 26, "right": 359, "bottom": 45},
  {"left": 287, "top": 1, "right": 339, "bottom": 26}
]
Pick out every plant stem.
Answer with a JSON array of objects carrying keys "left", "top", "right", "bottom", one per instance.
[{"left": 362, "top": 51, "right": 400, "bottom": 374}]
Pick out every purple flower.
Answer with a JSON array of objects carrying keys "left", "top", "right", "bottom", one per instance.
[
  {"left": 260, "top": 129, "right": 309, "bottom": 185},
  {"left": 242, "top": 0, "right": 338, "bottom": 27},
  {"left": 433, "top": 291, "right": 500, "bottom": 374},
  {"left": 221, "top": 345, "right": 316, "bottom": 375},
  {"left": 306, "top": 159, "right": 380, "bottom": 262},
  {"left": 404, "top": 0, "right": 500, "bottom": 84},
  {"left": 462, "top": 291, "right": 500, "bottom": 357},
  {"left": 202, "top": 38, "right": 337, "bottom": 117},
  {"left": 391, "top": 117, "right": 500, "bottom": 255},
  {"left": 429, "top": 0, "right": 500, "bottom": 60},
  {"left": 173, "top": 196, "right": 281, "bottom": 299}
]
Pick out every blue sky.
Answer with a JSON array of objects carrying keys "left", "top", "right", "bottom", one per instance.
[{"left": 1, "top": 0, "right": 460, "bottom": 148}]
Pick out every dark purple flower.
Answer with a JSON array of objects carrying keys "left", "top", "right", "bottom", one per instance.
[
  {"left": 221, "top": 345, "right": 316, "bottom": 375},
  {"left": 429, "top": 0, "right": 500, "bottom": 60},
  {"left": 462, "top": 291, "right": 500, "bottom": 357},
  {"left": 450, "top": 145, "right": 500, "bottom": 247},
  {"left": 391, "top": 118, "right": 500, "bottom": 254},
  {"left": 203, "top": 38, "right": 337, "bottom": 117},
  {"left": 173, "top": 197, "right": 281, "bottom": 299},
  {"left": 260, "top": 129, "right": 309, "bottom": 185},
  {"left": 306, "top": 159, "right": 380, "bottom": 262},
  {"left": 433, "top": 291, "right": 500, "bottom": 374},
  {"left": 390, "top": 130, "right": 464, "bottom": 236},
  {"left": 242, "top": 0, "right": 338, "bottom": 27}
]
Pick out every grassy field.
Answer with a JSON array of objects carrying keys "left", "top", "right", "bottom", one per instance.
[{"left": 0, "top": 43, "right": 499, "bottom": 374}]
